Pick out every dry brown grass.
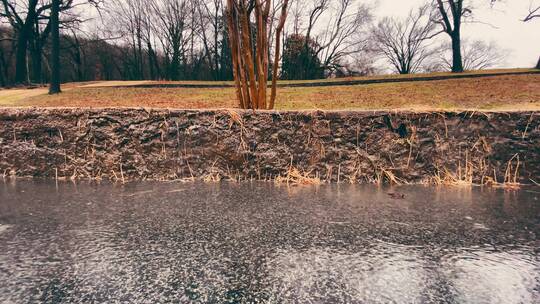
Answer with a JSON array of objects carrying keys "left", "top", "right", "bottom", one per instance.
[
  {"left": 275, "top": 167, "right": 321, "bottom": 185},
  {"left": 276, "top": 74, "right": 540, "bottom": 111},
  {"left": 431, "top": 152, "right": 524, "bottom": 189},
  {"left": 79, "top": 68, "right": 537, "bottom": 86},
  {"left": 1, "top": 73, "right": 539, "bottom": 111}
]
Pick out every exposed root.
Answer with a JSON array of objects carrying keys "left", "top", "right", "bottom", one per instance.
[
  {"left": 225, "top": 109, "right": 245, "bottom": 130},
  {"left": 224, "top": 109, "right": 248, "bottom": 151}
]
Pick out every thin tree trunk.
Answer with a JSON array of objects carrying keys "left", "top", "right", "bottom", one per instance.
[
  {"left": 255, "top": 2, "right": 265, "bottom": 109},
  {"left": 74, "top": 37, "right": 84, "bottom": 81},
  {"left": 227, "top": 0, "right": 289, "bottom": 110},
  {"left": 49, "top": 0, "right": 61, "bottom": 94},
  {"left": 239, "top": 6, "right": 259, "bottom": 109},
  {"left": 226, "top": 1, "right": 245, "bottom": 108},
  {"left": 137, "top": 30, "right": 144, "bottom": 79},
  {"left": 270, "top": 0, "right": 289, "bottom": 109}
]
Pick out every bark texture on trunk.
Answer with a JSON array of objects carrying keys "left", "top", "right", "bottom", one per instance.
[
  {"left": 13, "top": 1, "right": 40, "bottom": 85},
  {"left": 226, "top": 0, "right": 288, "bottom": 110},
  {"left": 435, "top": 0, "right": 464, "bottom": 74},
  {"left": 14, "top": 27, "right": 31, "bottom": 84},
  {"left": 451, "top": 32, "right": 464, "bottom": 73},
  {"left": 30, "top": 43, "right": 42, "bottom": 83},
  {"left": 270, "top": 0, "right": 289, "bottom": 109},
  {"left": 49, "top": 0, "right": 61, "bottom": 94}
]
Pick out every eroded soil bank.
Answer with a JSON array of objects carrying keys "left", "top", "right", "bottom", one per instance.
[{"left": 0, "top": 108, "right": 538, "bottom": 184}]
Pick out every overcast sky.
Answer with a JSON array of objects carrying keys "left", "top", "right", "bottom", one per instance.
[{"left": 375, "top": 0, "right": 540, "bottom": 68}]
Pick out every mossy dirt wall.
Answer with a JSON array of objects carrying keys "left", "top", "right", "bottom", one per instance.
[{"left": 0, "top": 108, "right": 538, "bottom": 185}]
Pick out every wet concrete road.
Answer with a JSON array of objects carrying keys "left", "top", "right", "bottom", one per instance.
[{"left": 0, "top": 181, "right": 538, "bottom": 304}]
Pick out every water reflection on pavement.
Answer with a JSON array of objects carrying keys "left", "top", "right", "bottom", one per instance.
[{"left": 0, "top": 181, "right": 538, "bottom": 303}]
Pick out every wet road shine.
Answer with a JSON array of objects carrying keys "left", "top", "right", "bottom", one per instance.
[{"left": 0, "top": 181, "right": 538, "bottom": 303}]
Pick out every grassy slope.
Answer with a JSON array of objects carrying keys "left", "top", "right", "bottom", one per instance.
[
  {"left": 1, "top": 72, "right": 539, "bottom": 111},
  {"left": 81, "top": 68, "right": 538, "bottom": 86}
]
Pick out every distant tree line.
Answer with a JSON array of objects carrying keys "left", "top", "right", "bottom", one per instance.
[{"left": 0, "top": 0, "right": 538, "bottom": 88}]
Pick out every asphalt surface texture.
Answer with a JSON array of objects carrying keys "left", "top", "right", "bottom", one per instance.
[{"left": 0, "top": 181, "right": 538, "bottom": 303}]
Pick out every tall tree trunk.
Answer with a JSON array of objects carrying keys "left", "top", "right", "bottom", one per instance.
[
  {"left": 12, "top": 0, "right": 40, "bottom": 85},
  {"left": 49, "top": 0, "right": 61, "bottom": 94},
  {"left": 14, "top": 28, "right": 31, "bottom": 84},
  {"left": 239, "top": 7, "right": 259, "bottom": 109},
  {"left": 73, "top": 48, "right": 84, "bottom": 82},
  {"left": 226, "top": 1, "right": 246, "bottom": 108},
  {"left": 269, "top": 0, "right": 289, "bottom": 109},
  {"left": 213, "top": 28, "right": 220, "bottom": 81},
  {"left": 0, "top": 47, "right": 6, "bottom": 87},
  {"left": 30, "top": 45, "right": 42, "bottom": 83},
  {"left": 74, "top": 42, "right": 84, "bottom": 81},
  {"left": 171, "top": 48, "right": 181, "bottom": 81},
  {"left": 30, "top": 19, "right": 42, "bottom": 83},
  {"left": 451, "top": 32, "right": 464, "bottom": 72},
  {"left": 0, "top": 57, "right": 5, "bottom": 87}
]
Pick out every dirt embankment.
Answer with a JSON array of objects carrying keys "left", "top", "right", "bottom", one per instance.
[{"left": 0, "top": 108, "right": 538, "bottom": 185}]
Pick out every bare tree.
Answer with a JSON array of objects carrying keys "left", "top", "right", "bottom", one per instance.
[
  {"left": 460, "top": 40, "right": 507, "bottom": 70},
  {"left": 1, "top": 0, "right": 52, "bottom": 83},
  {"left": 195, "top": 0, "right": 222, "bottom": 80},
  {"left": 372, "top": 5, "right": 440, "bottom": 74},
  {"left": 0, "top": 0, "right": 534, "bottom": 87},
  {"left": 318, "top": 0, "right": 372, "bottom": 75},
  {"left": 0, "top": 0, "right": 81, "bottom": 84},
  {"left": 286, "top": 0, "right": 373, "bottom": 77},
  {"left": 107, "top": 0, "right": 148, "bottom": 79},
  {"left": 226, "top": 0, "right": 289, "bottom": 110},
  {"left": 431, "top": 39, "right": 507, "bottom": 71},
  {"left": 432, "top": 0, "right": 474, "bottom": 73},
  {"left": 152, "top": 0, "right": 194, "bottom": 80}
]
